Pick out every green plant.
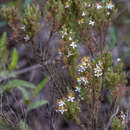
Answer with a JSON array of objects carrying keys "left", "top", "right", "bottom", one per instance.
[
  {"left": 0, "top": 0, "right": 128, "bottom": 129},
  {"left": 0, "top": 3, "right": 42, "bottom": 41},
  {"left": 46, "top": 0, "right": 127, "bottom": 129},
  {"left": 0, "top": 32, "right": 50, "bottom": 129}
]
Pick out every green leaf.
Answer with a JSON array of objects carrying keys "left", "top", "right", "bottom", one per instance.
[
  {"left": 108, "top": 27, "right": 117, "bottom": 49},
  {"left": 28, "top": 100, "right": 48, "bottom": 111},
  {"left": 33, "top": 77, "right": 50, "bottom": 97},
  {"left": 8, "top": 48, "right": 19, "bottom": 71},
  {"left": 0, "top": 79, "right": 35, "bottom": 91},
  {"left": 18, "top": 87, "right": 29, "bottom": 100},
  {"left": 0, "top": 32, "right": 7, "bottom": 51},
  {"left": 0, "top": 32, "right": 8, "bottom": 67}
]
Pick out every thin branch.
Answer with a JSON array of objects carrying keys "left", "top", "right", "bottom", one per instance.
[
  {"left": 104, "top": 105, "right": 119, "bottom": 130},
  {"left": 0, "top": 64, "right": 42, "bottom": 82}
]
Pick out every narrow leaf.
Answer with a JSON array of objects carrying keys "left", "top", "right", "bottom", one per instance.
[
  {"left": 1, "top": 79, "right": 35, "bottom": 91},
  {"left": 8, "top": 48, "right": 18, "bottom": 71},
  {"left": 28, "top": 100, "right": 48, "bottom": 111},
  {"left": 33, "top": 77, "right": 50, "bottom": 97},
  {"left": 0, "top": 32, "right": 7, "bottom": 51},
  {"left": 18, "top": 87, "right": 29, "bottom": 100}
]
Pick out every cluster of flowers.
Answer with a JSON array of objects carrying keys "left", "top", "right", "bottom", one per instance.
[
  {"left": 121, "top": 111, "right": 126, "bottom": 125},
  {"left": 75, "top": 57, "right": 103, "bottom": 95},
  {"left": 78, "top": 1, "right": 115, "bottom": 26},
  {"left": 77, "top": 77, "right": 88, "bottom": 86},
  {"left": 20, "top": 26, "right": 30, "bottom": 42},
  {"left": 56, "top": 93, "right": 75, "bottom": 114},
  {"left": 94, "top": 60, "right": 103, "bottom": 77},
  {"left": 59, "top": 25, "right": 78, "bottom": 58},
  {"left": 77, "top": 56, "right": 91, "bottom": 73},
  {"left": 64, "top": 0, "right": 72, "bottom": 9}
]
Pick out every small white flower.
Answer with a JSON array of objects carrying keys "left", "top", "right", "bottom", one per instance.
[
  {"left": 67, "top": 96, "right": 75, "bottom": 102},
  {"left": 20, "top": 26, "right": 25, "bottom": 31},
  {"left": 105, "top": 3, "right": 114, "bottom": 10},
  {"left": 58, "top": 108, "right": 67, "bottom": 114},
  {"left": 80, "top": 77, "right": 88, "bottom": 85},
  {"left": 96, "top": 4, "right": 102, "bottom": 9},
  {"left": 75, "top": 86, "right": 81, "bottom": 92},
  {"left": 89, "top": 20, "right": 95, "bottom": 26},
  {"left": 70, "top": 31, "right": 72, "bottom": 34},
  {"left": 98, "top": 61, "right": 103, "bottom": 66},
  {"left": 64, "top": 32, "right": 67, "bottom": 35},
  {"left": 82, "top": 12, "right": 86, "bottom": 16},
  {"left": 62, "top": 34, "right": 65, "bottom": 39},
  {"left": 61, "top": 31, "right": 67, "bottom": 38},
  {"left": 88, "top": 4, "right": 91, "bottom": 7},
  {"left": 67, "top": 52, "right": 73, "bottom": 57},
  {"left": 121, "top": 114, "right": 126, "bottom": 120},
  {"left": 24, "top": 34, "right": 30, "bottom": 41},
  {"left": 77, "top": 77, "right": 88, "bottom": 85},
  {"left": 58, "top": 100, "right": 65, "bottom": 107},
  {"left": 94, "top": 65, "right": 102, "bottom": 77},
  {"left": 107, "top": 12, "right": 110, "bottom": 15},
  {"left": 70, "top": 42, "right": 77, "bottom": 49},
  {"left": 77, "top": 65, "right": 87, "bottom": 73},
  {"left": 69, "top": 37, "right": 72, "bottom": 41},
  {"left": 58, "top": 51, "right": 62, "bottom": 56},
  {"left": 80, "top": 97, "right": 84, "bottom": 100},
  {"left": 65, "top": 3, "right": 69, "bottom": 8},
  {"left": 117, "top": 58, "right": 121, "bottom": 62}
]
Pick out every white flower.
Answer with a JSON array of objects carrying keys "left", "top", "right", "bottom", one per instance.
[
  {"left": 89, "top": 20, "right": 95, "bottom": 26},
  {"left": 80, "top": 97, "right": 84, "bottom": 100},
  {"left": 94, "top": 65, "right": 102, "bottom": 77},
  {"left": 121, "top": 114, "right": 126, "bottom": 120},
  {"left": 77, "top": 77, "right": 88, "bottom": 85},
  {"left": 58, "top": 51, "right": 62, "bottom": 56},
  {"left": 105, "top": 3, "right": 114, "bottom": 10},
  {"left": 67, "top": 96, "right": 75, "bottom": 102},
  {"left": 65, "top": 2, "right": 70, "bottom": 8},
  {"left": 88, "top": 4, "right": 91, "bottom": 7},
  {"left": 24, "top": 34, "right": 30, "bottom": 41},
  {"left": 67, "top": 52, "right": 73, "bottom": 57},
  {"left": 80, "top": 77, "right": 88, "bottom": 85},
  {"left": 117, "top": 58, "right": 121, "bottom": 62},
  {"left": 75, "top": 86, "right": 81, "bottom": 92},
  {"left": 96, "top": 4, "right": 102, "bottom": 9},
  {"left": 70, "top": 31, "right": 72, "bottom": 34},
  {"left": 77, "top": 65, "right": 87, "bottom": 73},
  {"left": 61, "top": 31, "right": 67, "bottom": 38},
  {"left": 57, "top": 107, "right": 67, "bottom": 114},
  {"left": 64, "top": 32, "right": 67, "bottom": 35},
  {"left": 70, "top": 42, "right": 77, "bottom": 49},
  {"left": 58, "top": 109, "right": 65, "bottom": 114},
  {"left": 69, "top": 37, "right": 72, "bottom": 41},
  {"left": 20, "top": 26, "right": 25, "bottom": 31},
  {"left": 58, "top": 100, "right": 65, "bottom": 107},
  {"left": 107, "top": 12, "right": 110, "bottom": 15},
  {"left": 98, "top": 61, "right": 103, "bottom": 66},
  {"left": 61, "top": 34, "right": 65, "bottom": 38},
  {"left": 82, "top": 12, "right": 86, "bottom": 16}
]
